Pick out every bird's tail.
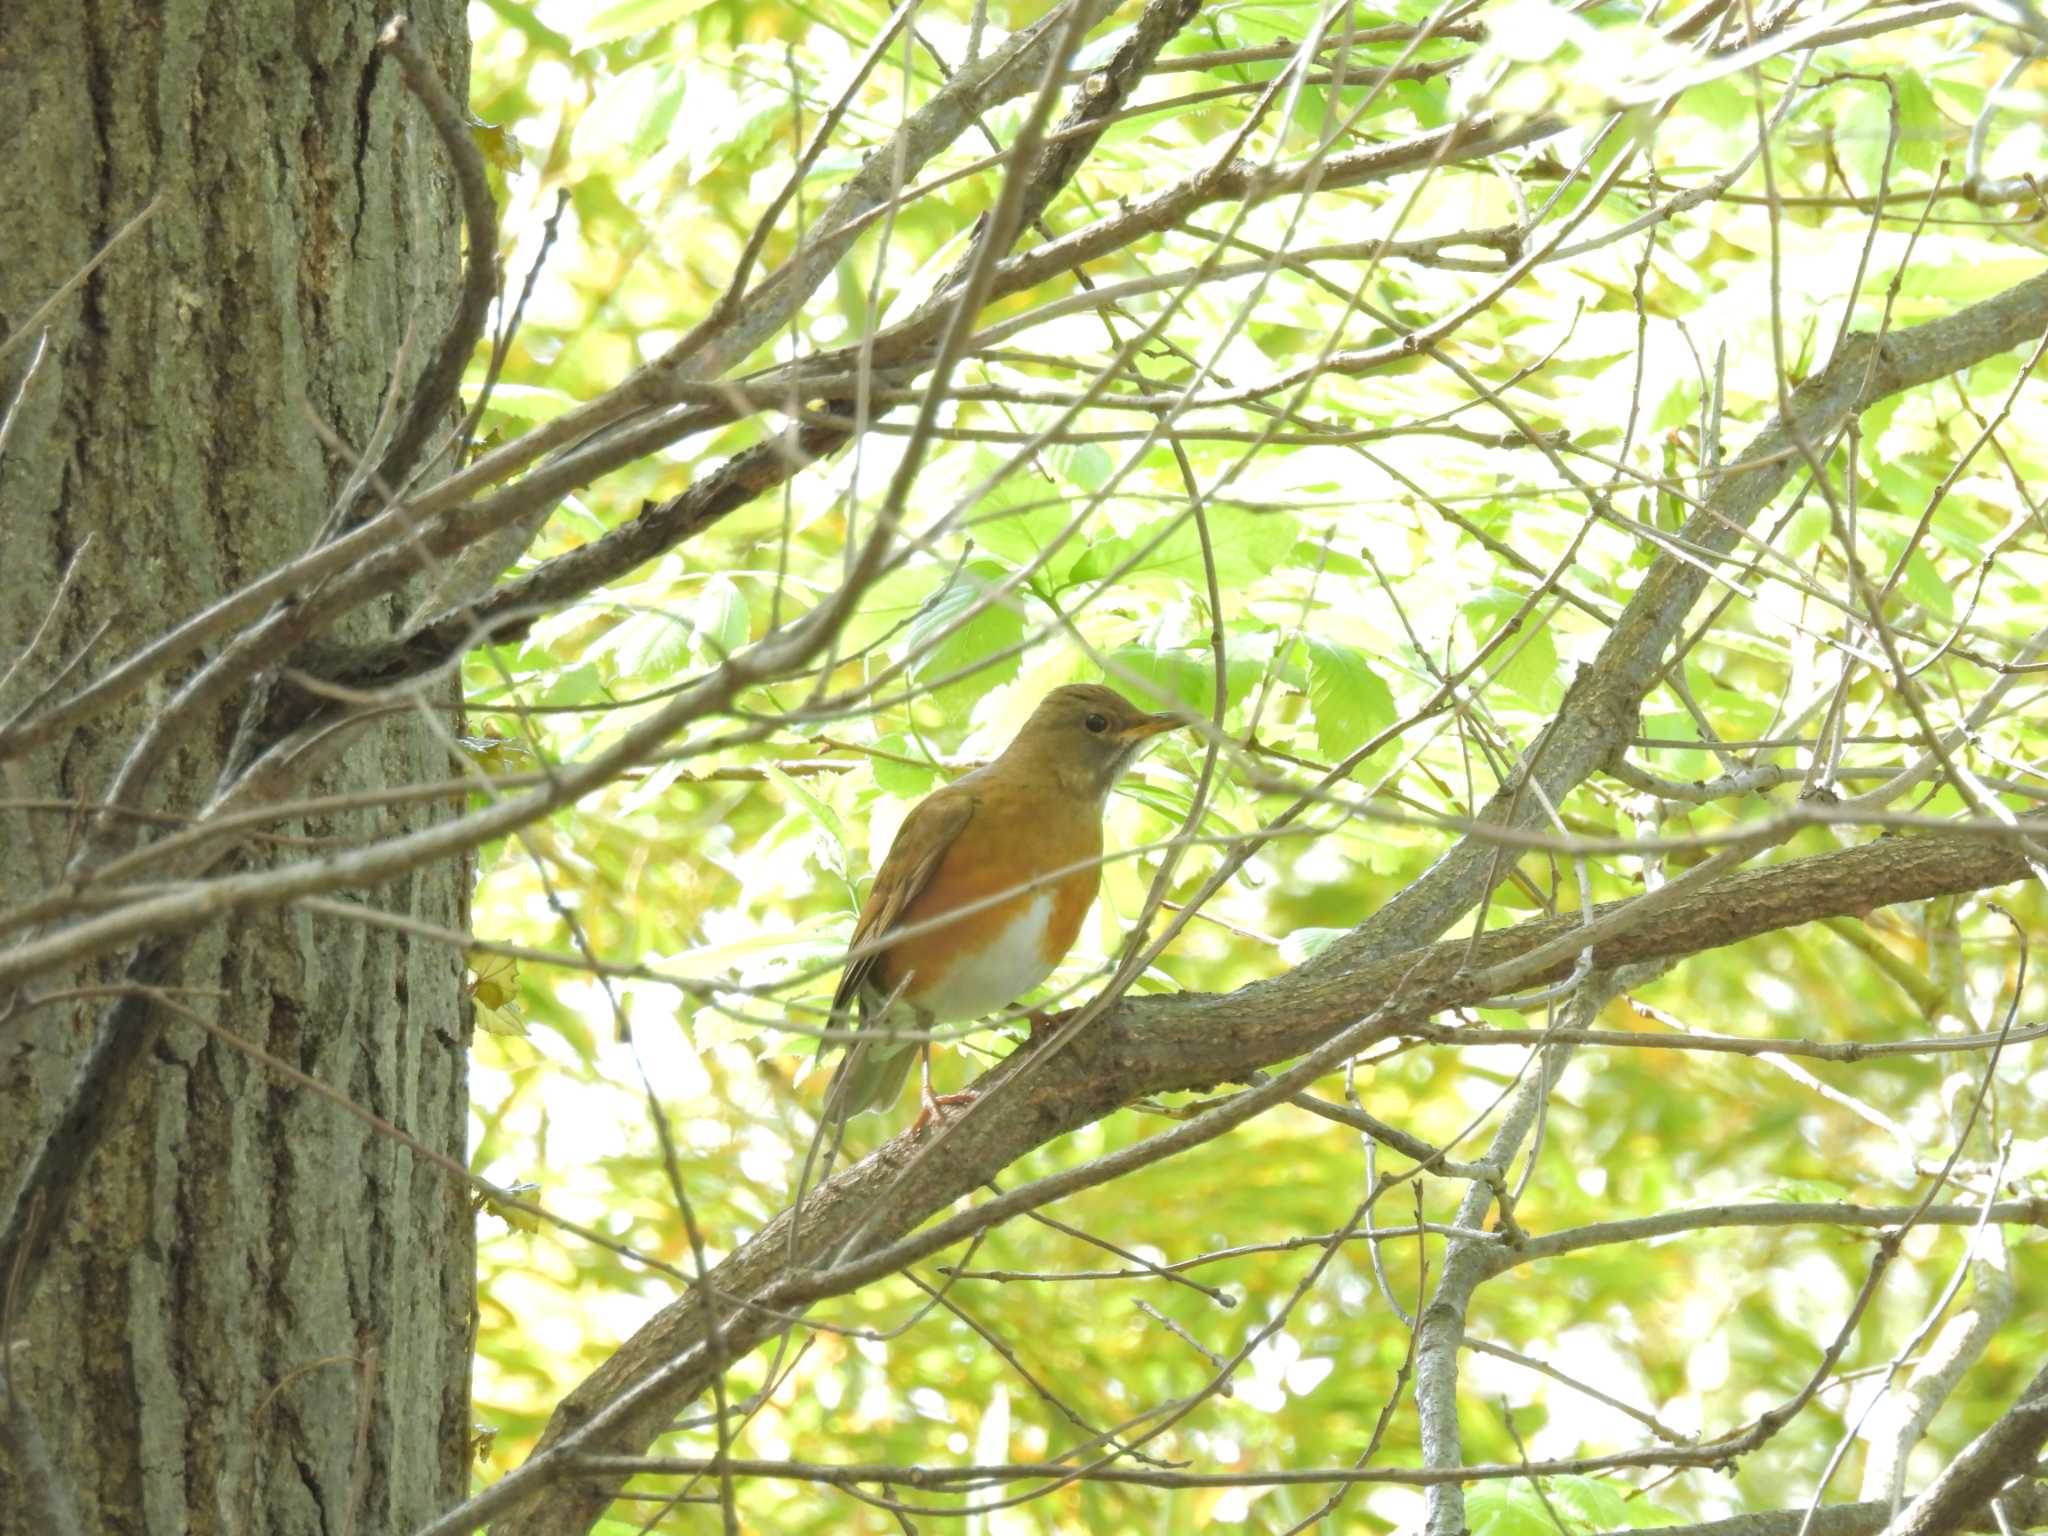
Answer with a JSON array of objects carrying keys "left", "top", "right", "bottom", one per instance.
[{"left": 819, "top": 1014, "right": 915, "bottom": 1123}]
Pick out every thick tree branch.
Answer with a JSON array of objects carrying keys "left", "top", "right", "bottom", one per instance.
[
  {"left": 281, "top": 109, "right": 1572, "bottom": 722},
  {"left": 244, "top": 0, "right": 1220, "bottom": 740},
  {"left": 1416, "top": 977, "right": 1610, "bottom": 1536},
  {"left": 0, "top": 0, "right": 1123, "bottom": 767},
  {"left": 651, "top": 0, "right": 1123, "bottom": 386},
  {"left": 0, "top": 0, "right": 1212, "bottom": 1455},
  {"left": 1318, "top": 265, "right": 2048, "bottom": 970},
  {"left": 457, "top": 828, "right": 2034, "bottom": 1536},
  {"left": 319, "top": 0, "right": 1222, "bottom": 695},
  {"left": 553, "top": 1456, "right": 2048, "bottom": 1519},
  {"left": 1882, "top": 1363, "right": 2048, "bottom": 1536}
]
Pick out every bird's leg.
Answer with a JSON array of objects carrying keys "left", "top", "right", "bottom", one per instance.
[{"left": 913, "top": 1038, "right": 977, "bottom": 1132}]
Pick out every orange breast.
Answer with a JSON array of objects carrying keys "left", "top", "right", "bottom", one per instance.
[{"left": 874, "top": 780, "right": 1102, "bottom": 1021}]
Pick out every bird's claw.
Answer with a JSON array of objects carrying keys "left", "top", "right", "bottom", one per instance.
[{"left": 912, "top": 1090, "right": 978, "bottom": 1133}]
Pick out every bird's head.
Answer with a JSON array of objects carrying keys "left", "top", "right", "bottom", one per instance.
[{"left": 1004, "top": 683, "right": 1184, "bottom": 800}]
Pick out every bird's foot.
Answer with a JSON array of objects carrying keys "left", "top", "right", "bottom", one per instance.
[{"left": 912, "top": 1090, "right": 978, "bottom": 1134}]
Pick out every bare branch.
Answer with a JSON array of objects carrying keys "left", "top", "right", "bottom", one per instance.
[
  {"left": 373, "top": 15, "right": 499, "bottom": 495},
  {"left": 1880, "top": 1363, "right": 2048, "bottom": 1536},
  {"left": 418, "top": 828, "right": 2038, "bottom": 1536}
]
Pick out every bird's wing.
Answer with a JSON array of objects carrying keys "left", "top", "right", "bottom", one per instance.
[{"left": 830, "top": 785, "right": 977, "bottom": 1017}]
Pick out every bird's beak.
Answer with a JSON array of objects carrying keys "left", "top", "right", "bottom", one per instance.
[{"left": 1116, "top": 712, "right": 1185, "bottom": 744}]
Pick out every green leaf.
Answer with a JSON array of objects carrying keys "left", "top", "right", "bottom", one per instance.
[
  {"left": 575, "top": 0, "right": 714, "bottom": 49},
  {"left": 1103, "top": 645, "right": 1258, "bottom": 714},
  {"left": 606, "top": 608, "right": 694, "bottom": 678},
  {"left": 1284, "top": 538, "right": 1366, "bottom": 578},
  {"left": 1301, "top": 639, "right": 1396, "bottom": 762},
  {"left": 538, "top": 663, "right": 608, "bottom": 708},
  {"left": 871, "top": 732, "right": 944, "bottom": 798},
  {"left": 1870, "top": 459, "right": 1937, "bottom": 515},
  {"left": 1692, "top": 682, "right": 1777, "bottom": 740},
  {"left": 763, "top": 764, "right": 854, "bottom": 893},
  {"left": 1901, "top": 549, "right": 1954, "bottom": 622},
  {"left": 907, "top": 560, "right": 1028, "bottom": 704},
  {"left": 966, "top": 469, "right": 1081, "bottom": 573},
  {"left": 1893, "top": 70, "right": 1943, "bottom": 176},
  {"left": 1546, "top": 1475, "right": 1642, "bottom": 1529},
  {"left": 1638, "top": 710, "right": 1711, "bottom": 782},
  {"left": 837, "top": 563, "right": 945, "bottom": 652},
  {"left": 1464, "top": 591, "right": 1561, "bottom": 709},
  {"left": 1069, "top": 506, "right": 1300, "bottom": 590},
  {"left": 1915, "top": 256, "right": 2045, "bottom": 304},
  {"left": 1468, "top": 1483, "right": 1560, "bottom": 1536},
  {"left": 692, "top": 575, "right": 751, "bottom": 660},
  {"left": 1687, "top": 77, "right": 1752, "bottom": 130},
  {"left": 1470, "top": 1476, "right": 1679, "bottom": 1536},
  {"left": 1042, "top": 440, "right": 1113, "bottom": 494}
]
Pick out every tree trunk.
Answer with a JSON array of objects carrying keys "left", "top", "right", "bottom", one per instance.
[{"left": 0, "top": 3, "right": 473, "bottom": 1532}]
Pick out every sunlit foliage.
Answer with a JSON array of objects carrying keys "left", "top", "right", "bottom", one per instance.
[{"left": 461, "top": 0, "right": 2048, "bottom": 1529}]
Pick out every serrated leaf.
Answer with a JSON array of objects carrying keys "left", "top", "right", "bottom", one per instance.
[
  {"left": 693, "top": 575, "right": 751, "bottom": 659},
  {"left": 1302, "top": 639, "right": 1396, "bottom": 762},
  {"left": 871, "top": 732, "right": 944, "bottom": 798},
  {"left": 608, "top": 609, "right": 694, "bottom": 678},
  {"left": 907, "top": 560, "right": 1028, "bottom": 704},
  {"left": 1469, "top": 1483, "right": 1559, "bottom": 1536},
  {"left": 763, "top": 764, "right": 854, "bottom": 890},
  {"left": 1901, "top": 549, "right": 1953, "bottom": 621},
  {"left": 1465, "top": 592, "right": 1561, "bottom": 708},
  {"left": 1103, "top": 645, "right": 1259, "bottom": 715},
  {"left": 1069, "top": 506, "right": 1299, "bottom": 589}
]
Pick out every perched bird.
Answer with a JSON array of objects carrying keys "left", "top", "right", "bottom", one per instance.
[{"left": 822, "top": 684, "right": 1183, "bottom": 1125}]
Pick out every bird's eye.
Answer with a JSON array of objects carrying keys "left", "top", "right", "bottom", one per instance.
[{"left": 1085, "top": 713, "right": 1109, "bottom": 733}]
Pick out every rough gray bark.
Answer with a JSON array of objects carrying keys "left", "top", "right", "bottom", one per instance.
[{"left": 0, "top": 4, "right": 473, "bottom": 1533}]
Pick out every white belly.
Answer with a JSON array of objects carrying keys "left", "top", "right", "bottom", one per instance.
[{"left": 904, "top": 892, "right": 1059, "bottom": 1022}]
